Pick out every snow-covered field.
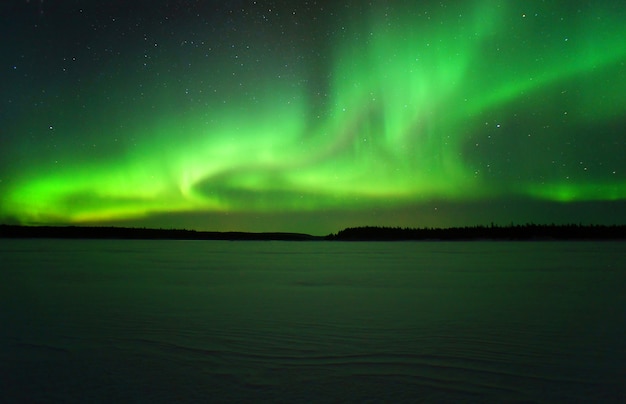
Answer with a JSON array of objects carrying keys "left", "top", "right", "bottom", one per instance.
[{"left": 1, "top": 240, "right": 624, "bottom": 402}]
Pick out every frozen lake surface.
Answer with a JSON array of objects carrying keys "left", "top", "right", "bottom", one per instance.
[{"left": 1, "top": 240, "right": 625, "bottom": 402}]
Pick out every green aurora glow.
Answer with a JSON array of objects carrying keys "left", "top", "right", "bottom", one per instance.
[{"left": 1, "top": 1, "right": 626, "bottom": 233}]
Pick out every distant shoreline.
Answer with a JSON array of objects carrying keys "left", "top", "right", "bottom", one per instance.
[
  {"left": 0, "top": 225, "right": 321, "bottom": 241},
  {"left": 1, "top": 223, "right": 625, "bottom": 241},
  {"left": 326, "top": 224, "right": 626, "bottom": 241}
]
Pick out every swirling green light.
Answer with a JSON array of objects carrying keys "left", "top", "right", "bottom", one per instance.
[{"left": 3, "top": 1, "right": 626, "bottom": 228}]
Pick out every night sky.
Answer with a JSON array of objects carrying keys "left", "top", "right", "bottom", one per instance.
[{"left": 2, "top": 1, "right": 626, "bottom": 235}]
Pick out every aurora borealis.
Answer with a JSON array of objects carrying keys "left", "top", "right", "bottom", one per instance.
[{"left": 2, "top": 1, "right": 626, "bottom": 234}]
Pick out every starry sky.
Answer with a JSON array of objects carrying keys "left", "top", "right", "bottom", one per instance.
[{"left": 1, "top": 0, "right": 626, "bottom": 235}]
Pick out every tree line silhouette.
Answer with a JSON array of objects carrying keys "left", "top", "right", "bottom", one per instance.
[
  {"left": 1, "top": 223, "right": 625, "bottom": 241},
  {"left": 0, "top": 225, "right": 318, "bottom": 241},
  {"left": 325, "top": 223, "right": 626, "bottom": 241}
]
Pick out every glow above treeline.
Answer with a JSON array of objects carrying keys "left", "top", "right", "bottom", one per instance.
[{"left": 2, "top": 1, "right": 626, "bottom": 228}]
